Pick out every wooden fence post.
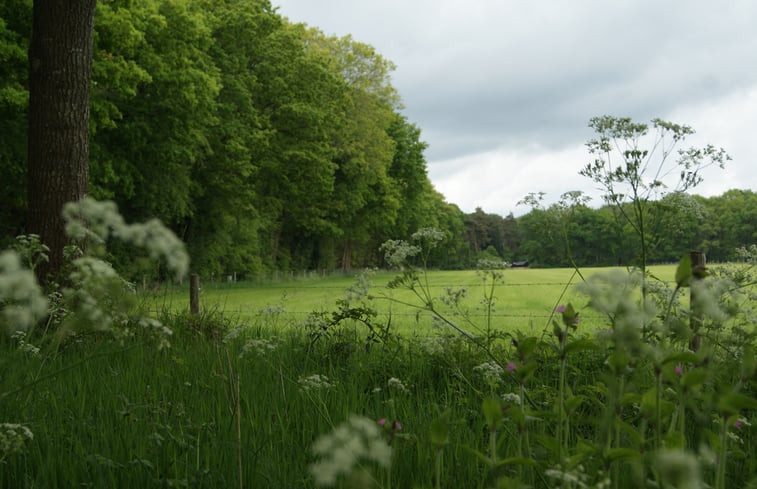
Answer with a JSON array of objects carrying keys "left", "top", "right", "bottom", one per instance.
[
  {"left": 689, "top": 251, "right": 706, "bottom": 351},
  {"left": 190, "top": 273, "right": 200, "bottom": 315}
]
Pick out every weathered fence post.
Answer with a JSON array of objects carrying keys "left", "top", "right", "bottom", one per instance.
[
  {"left": 190, "top": 273, "right": 200, "bottom": 315},
  {"left": 689, "top": 251, "right": 706, "bottom": 351}
]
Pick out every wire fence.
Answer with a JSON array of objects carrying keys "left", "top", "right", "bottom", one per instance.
[{"left": 181, "top": 279, "right": 629, "bottom": 329}]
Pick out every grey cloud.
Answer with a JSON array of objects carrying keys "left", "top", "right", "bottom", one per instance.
[{"left": 276, "top": 0, "right": 757, "bottom": 212}]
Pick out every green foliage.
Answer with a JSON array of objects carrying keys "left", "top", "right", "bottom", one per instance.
[{"left": 0, "top": 0, "right": 30, "bottom": 242}]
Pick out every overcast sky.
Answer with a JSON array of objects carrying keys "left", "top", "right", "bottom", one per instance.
[{"left": 273, "top": 0, "right": 757, "bottom": 216}]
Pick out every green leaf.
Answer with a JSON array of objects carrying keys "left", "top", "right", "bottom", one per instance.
[
  {"left": 429, "top": 409, "right": 451, "bottom": 449},
  {"left": 565, "top": 395, "right": 585, "bottom": 414},
  {"left": 493, "top": 457, "right": 537, "bottom": 468},
  {"left": 640, "top": 387, "right": 657, "bottom": 418},
  {"left": 662, "top": 351, "right": 699, "bottom": 366},
  {"left": 718, "top": 393, "right": 757, "bottom": 415},
  {"left": 517, "top": 336, "right": 539, "bottom": 357},
  {"left": 681, "top": 369, "right": 707, "bottom": 389},
  {"left": 605, "top": 448, "right": 640, "bottom": 462},
  {"left": 463, "top": 446, "right": 492, "bottom": 466},
  {"left": 482, "top": 398, "right": 503, "bottom": 430},
  {"left": 564, "top": 338, "right": 599, "bottom": 355},
  {"left": 675, "top": 254, "right": 692, "bottom": 288}
]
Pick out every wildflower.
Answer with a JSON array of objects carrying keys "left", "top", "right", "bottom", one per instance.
[
  {"left": 387, "top": 377, "right": 408, "bottom": 394},
  {"left": 0, "top": 251, "right": 48, "bottom": 333},
  {"left": 299, "top": 374, "right": 334, "bottom": 393},
  {"left": 556, "top": 303, "right": 580, "bottom": 327},
  {"left": 502, "top": 392, "right": 521, "bottom": 405},
  {"left": 309, "top": 415, "right": 392, "bottom": 487},
  {"left": 655, "top": 449, "right": 703, "bottom": 489},
  {"left": 419, "top": 336, "right": 445, "bottom": 356},
  {"left": 506, "top": 361, "right": 517, "bottom": 372},
  {"left": 239, "top": 338, "right": 278, "bottom": 358},
  {"left": 675, "top": 365, "right": 684, "bottom": 376},
  {"left": 378, "top": 418, "right": 403, "bottom": 435},
  {"left": 473, "top": 362, "right": 504, "bottom": 386},
  {"left": 0, "top": 423, "right": 34, "bottom": 457}
]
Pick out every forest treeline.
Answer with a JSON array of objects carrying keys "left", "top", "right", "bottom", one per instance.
[{"left": 0, "top": 0, "right": 754, "bottom": 279}]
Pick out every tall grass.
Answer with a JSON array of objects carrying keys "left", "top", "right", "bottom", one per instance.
[{"left": 2, "top": 294, "right": 756, "bottom": 488}]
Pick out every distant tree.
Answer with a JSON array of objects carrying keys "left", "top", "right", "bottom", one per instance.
[
  {"left": 0, "top": 0, "right": 30, "bottom": 243},
  {"left": 26, "top": 0, "right": 97, "bottom": 281},
  {"left": 698, "top": 189, "right": 757, "bottom": 261}
]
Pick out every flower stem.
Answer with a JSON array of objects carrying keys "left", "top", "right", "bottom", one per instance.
[{"left": 716, "top": 416, "right": 728, "bottom": 489}]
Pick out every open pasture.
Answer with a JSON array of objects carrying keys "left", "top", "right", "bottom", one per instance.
[{"left": 148, "top": 265, "right": 678, "bottom": 334}]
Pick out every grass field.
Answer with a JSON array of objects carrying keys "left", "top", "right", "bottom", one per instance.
[
  {"left": 146, "top": 265, "right": 678, "bottom": 334},
  {"left": 3, "top": 263, "right": 756, "bottom": 488}
]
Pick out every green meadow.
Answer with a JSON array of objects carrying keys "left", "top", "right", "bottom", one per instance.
[
  {"left": 149, "top": 265, "right": 678, "bottom": 334},
  {"left": 4, "top": 262, "right": 756, "bottom": 489}
]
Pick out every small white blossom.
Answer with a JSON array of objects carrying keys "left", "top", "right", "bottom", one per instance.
[
  {"left": 309, "top": 415, "right": 392, "bottom": 487},
  {"left": 419, "top": 336, "right": 445, "bottom": 356},
  {"left": 655, "top": 449, "right": 702, "bottom": 489},
  {"left": 502, "top": 392, "right": 521, "bottom": 405},
  {"left": 0, "top": 423, "right": 34, "bottom": 457},
  {"left": 387, "top": 377, "right": 408, "bottom": 394},
  {"left": 473, "top": 361, "right": 504, "bottom": 386},
  {"left": 239, "top": 338, "right": 279, "bottom": 358},
  {"left": 63, "top": 198, "right": 189, "bottom": 281},
  {"left": 299, "top": 374, "right": 334, "bottom": 393},
  {"left": 0, "top": 251, "right": 48, "bottom": 333}
]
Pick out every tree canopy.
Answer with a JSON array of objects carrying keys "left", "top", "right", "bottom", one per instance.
[{"left": 0, "top": 1, "right": 752, "bottom": 278}]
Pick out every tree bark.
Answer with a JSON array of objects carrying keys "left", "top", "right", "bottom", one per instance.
[{"left": 27, "top": 0, "right": 96, "bottom": 282}]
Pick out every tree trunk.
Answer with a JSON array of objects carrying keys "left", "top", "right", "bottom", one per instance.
[
  {"left": 27, "top": 0, "right": 96, "bottom": 282},
  {"left": 341, "top": 240, "right": 352, "bottom": 272}
]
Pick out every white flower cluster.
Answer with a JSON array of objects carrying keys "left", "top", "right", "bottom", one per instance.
[
  {"left": 380, "top": 239, "right": 421, "bottom": 269},
  {"left": 654, "top": 449, "right": 702, "bottom": 489},
  {"left": 239, "top": 337, "right": 279, "bottom": 358},
  {"left": 0, "top": 423, "right": 34, "bottom": 457},
  {"left": 411, "top": 227, "right": 445, "bottom": 246},
  {"left": 387, "top": 377, "right": 408, "bottom": 394},
  {"left": 473, "top": 361, "right": 504, "bottom": 386},
  {"left": 502, "top": 392, "right": 521, "bottom": 406},
  {"left": 222, "top": 325, "right": 244, "bottom": 343},
  {"left": 11, "top": 331, "right": 40, "bottom": 356},
  {"left": 137, "top": 317, "right": 173, "bottom": 350},
  {"left": 62, "top": 198, "right": 189, "bottom": 281},
  {"left": 299, "top": 374, "right": 334, "bottom": 393},
  {"left": 0, "top": 251, "right": 48, "bottom": 333},
  {"left": 309, "top": 415, "right": 392, "bottom": 487},
  {"left": 418, "top": 336, "right": 445, "bottom": 356},
  {"left": 63, "top": 257, "right": 129, "bottom": 332}
]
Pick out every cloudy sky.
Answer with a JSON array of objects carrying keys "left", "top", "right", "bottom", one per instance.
[{"left": 273, "top": 0, "right": 757, "bottom": 216}]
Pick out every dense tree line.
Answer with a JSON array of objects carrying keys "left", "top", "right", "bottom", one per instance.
[
  {"left": 0, "top": 0, "right": 464, "bottom": 278},
  {"left": 0, "top": 1, "right": 753, "bottom": 278},
  {"left": 468, "top": 189, "right": 757, "bottom": 268}
]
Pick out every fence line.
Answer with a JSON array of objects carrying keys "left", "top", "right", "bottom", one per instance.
[{"left": 204, "top": 281, "right": 676, "bottom": 291}]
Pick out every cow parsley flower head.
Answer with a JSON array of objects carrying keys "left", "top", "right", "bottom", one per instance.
[
  {"left": 655, "top": 449, "right": 702, "bottom": 489},
  {"left": 309, "top": 415, "right": 392, "bottom": 487},
  {"left": 0, "top": 423, "right": 34, "bottom": 457},
  {"left": 473, "top": 361, "right": 504, "bottom": 386},
  {"left": 299, "top": 374, "right": 334, "bottom": 393},
  {"left": 0, "top": 251, "right": 48, "bottom": 334},
  {"left": 387, "top": 377, "right": 408, "bottom": 394}
]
